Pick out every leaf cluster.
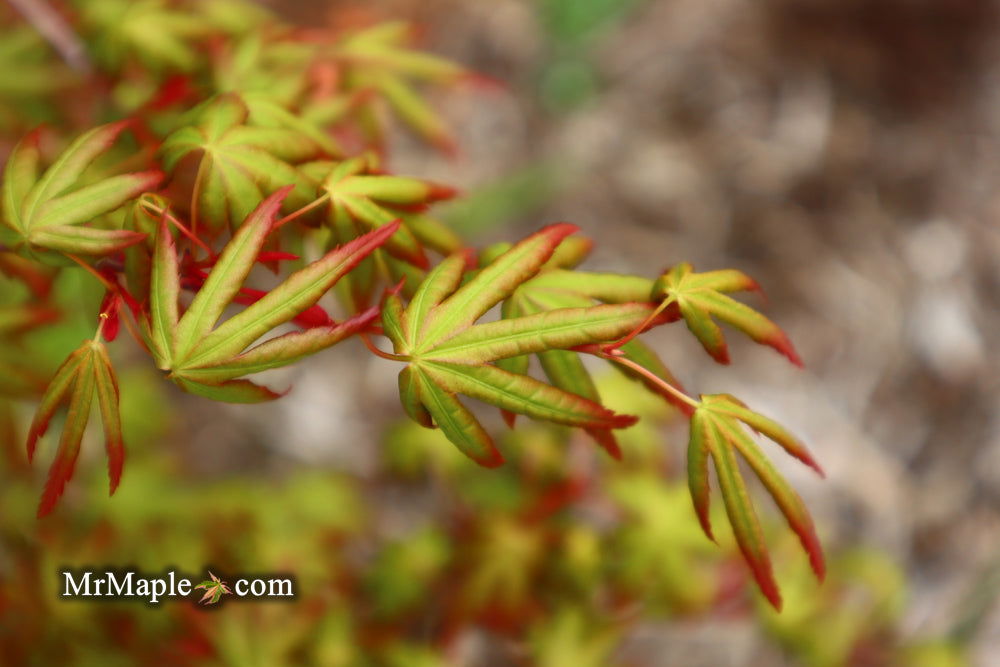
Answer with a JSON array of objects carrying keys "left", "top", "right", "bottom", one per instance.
[{"left": 0, "top": 0, "right": 828, "bottom": 609}]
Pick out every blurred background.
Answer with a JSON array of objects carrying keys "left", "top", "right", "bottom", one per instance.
[{"left": 2, "top": 0, "right": 1000, "bottom": 664}]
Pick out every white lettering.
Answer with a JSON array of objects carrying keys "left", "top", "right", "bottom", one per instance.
[
  {"left": 150, "top": 579, "right": 167, "bottom": 604},
  {"left": 62, "top": 571, "right": 91, "bottom": 596},
  {"left": 107, "top": 571, "right": 133, "bottom": 596},
  {"left": 268, "top": 578, "right": 294, "bottom": 596}
]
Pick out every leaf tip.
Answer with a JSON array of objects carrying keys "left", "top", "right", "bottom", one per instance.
[
  {"left": 708, "top": 341, "right": 731, "bottom": 365},
  {"left": 744, "top": 556, "right": 782, "bottom": 611},
  {"left": 543, "top": 222, "right": 580, "bottom": 241},
  {"left": 426, "top": 183, "right": 460, "bottom": 201},
  {"left": 588, "top": 428, "right": 622, "bottom": 461},
  {"left": 107, "top": 439, "right": 124, "bottom": 496}
]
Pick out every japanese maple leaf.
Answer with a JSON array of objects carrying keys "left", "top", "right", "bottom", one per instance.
[
  {"left": 301, "top": 153, "right": 460, "bottom": 310},
  {"left": 493, "top": 235, "right": 689, "bottom": 458},
  {"left": 331, "top": 21, "right": 475, "bottom": 153},
  {"left": 381, "top": 223, "right": 661, "bottom": 466},
  {"left": 651, "top": 262, "right": 801, "bottom": 366},
  {"left": 143, "top": 187, "right": 394, "bottom": 402},
  {"left": 79, "top": 0, "right": 215, "bottom": 73},
  {"left": 27, "top": 338, "right": 125, "bottom": 517},
  {"left": 158, "top": 93, "right": 322, "bottom": 232},
  {"left": 194, "top": 572, "right": 232, "bottom": 605},
  {"left": 303, "top": 154, "right": 457, "bottom": 269},
  {"left": 1, "top": 122, "right": 162, "bottom": 261},
  {"left": 687, "top": 393, "right": 824, "bottom": 610}
]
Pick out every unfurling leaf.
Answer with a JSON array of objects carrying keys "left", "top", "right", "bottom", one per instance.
[
  {"left": 652, "top": 262, "right": 801, "bottom": 366},
  {"left": 686, "top": 393, "right": 824, "bottom": 610},
  {"left": 27, "top": 339, "right": 124, "bottom": 517},
  {"left": 1, "top": 123, "right": 163, "bottom": 259},
  {"left": 145, "top": 188, "right": 394, "bottom": 401},
  {"left": 383, "top": 224, "right": 653, "bottom": 465}
]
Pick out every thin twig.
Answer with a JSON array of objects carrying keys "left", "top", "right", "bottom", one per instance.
[
  {"left": 360, "top": 333, "right": 409, "bottom": 362},
  {"left": 275, "top": 193, "right": 331, "bottom": 230},
  {"left": 596, "top": 349, "right": 701, "bottom": 411}
]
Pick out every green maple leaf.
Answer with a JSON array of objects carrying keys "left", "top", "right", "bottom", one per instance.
[
  {"left": 1, "top": 122, "right": 163, "bottom": 260},
  {"left": 463, "top": 516, "right": 545, "bottom": 612},
  {"left": 302, "top": 154, "right": 461, "bottom": 309},
  {"left": 26, "top": 339, "right": 124, "bottom": 517},
  {"left": 0, "top": 24, "right": 74, "bottom": 111},
  {"left": 332, "top": 22, "right": 474, "bottom": 152},
  {"left": 194, "top": 571, "right": 232, "bottom": 605},
  {"left": 214, "top": 33, "right": 321, "bottom": 111},
  {"left": 79, "top": 0, "right": 215, "bottom": 73},
  {"left": 687, "top": 393, "right": 824, "bottom": 610},
  {"left": 652, "top": 262, "right": 802, "bottom": 365},
  {"left": 493, "top": 235, "right": 688, "bottom": 458},
  {"left": 243, "top": 93, "right": 343, "bottom": 157},
  {"left": 145, "top": 187, "right": 394, "bottom": 402},
  {"left": 382, "top": 223, "right": 655, "bottom": 466},
  {"left": 305, "top": 155, "right": 456, "bottom": 268},
  {"left": 530, "top": 608, "right": 618, "bottom": 667},
  {"left": 199, "top": 0, "right": 275, "bottom": 37},
  {"left": 158, "top": 93, "right": 322, "bottom": 232}
]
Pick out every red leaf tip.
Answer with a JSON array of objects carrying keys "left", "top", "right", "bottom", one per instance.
[
  {"left": 426, "top": 183, "right": 460, "bottom": 201},
  {"left": 476, "top": 448, "right": 505, "bottom": 469},
  {"left": 775, "top": 333, "right": 804, "bottom": 368},
  {"left": 747, "top": 558, "right": 782, "bottom": 611}
]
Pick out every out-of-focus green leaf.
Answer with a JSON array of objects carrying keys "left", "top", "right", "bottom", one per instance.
[
  {"left": 530, "top": 608, "right": 618, "bottom": 667},
  {"left": 333, "top": 21, "right": 472, "bottom": 152},
  {"left": 79, "top": 0, "right": 215, "bottom": 72},
  {"left": 364, "top": 527, "right": 451, "bottom": 617}
]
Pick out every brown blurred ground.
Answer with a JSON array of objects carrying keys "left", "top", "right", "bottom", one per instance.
[{"left": 235, "top": 0, "right": 1000, "bottom": 663}]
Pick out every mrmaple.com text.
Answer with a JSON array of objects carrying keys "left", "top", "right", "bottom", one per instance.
[{"left": 60, "top": 569, "right": 294, "bottom": 604}]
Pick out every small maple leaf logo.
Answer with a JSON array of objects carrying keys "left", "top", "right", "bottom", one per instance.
[{"left": 194, "top": 571, "right": 233, "bottom": 605}]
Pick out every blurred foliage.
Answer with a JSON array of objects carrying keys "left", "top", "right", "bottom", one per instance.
[
  {"left": 0, "top": 364, "right": 964, "bottom": 664},
  {"left": 537, "top": 0, "right": 648, "bottom": 111}
]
